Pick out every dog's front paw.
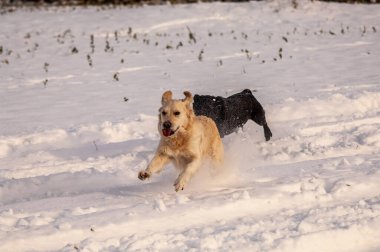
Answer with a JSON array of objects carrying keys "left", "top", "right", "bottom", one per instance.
[
  {"left": 138, "top": 170, "right": 151, "bottom": 180},
  {"left": 174, "top": 178, "right": 186, "bottom": 192}
]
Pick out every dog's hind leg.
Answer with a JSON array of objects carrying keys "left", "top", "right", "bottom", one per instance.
[
  {"left": 263, "top": 123, "right": 272, "bottom": 141},
  {"left": 251, "top": 111, "right": 272, "bottom": 141},
  {"left": 250, "top": 96, "right": 272, "bottom": 141}
]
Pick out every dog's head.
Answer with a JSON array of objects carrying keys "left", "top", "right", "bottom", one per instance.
[{"left": 158, "top": 91, "right": 194, "bottom": 138}]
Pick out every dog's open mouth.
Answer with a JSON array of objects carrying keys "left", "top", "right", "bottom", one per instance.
[{"left": 162, "top": 127, "right": 179, "bottom": 137}]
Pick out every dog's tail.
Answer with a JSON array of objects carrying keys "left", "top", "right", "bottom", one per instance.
[{"left": 242, "top": 89, "right": 252, "bottom": 95}]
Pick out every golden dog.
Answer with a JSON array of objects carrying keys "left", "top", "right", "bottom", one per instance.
[{"left": 138, "top": 91, "right": 224, "bottom": 191}]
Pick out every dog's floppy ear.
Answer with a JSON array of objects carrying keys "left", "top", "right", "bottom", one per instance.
[
  {"left": 162, "top": 91, "right": 173, "bottom": 105},
  {"left": 182, "top": 91, "right": 193, "bottom": 105}
]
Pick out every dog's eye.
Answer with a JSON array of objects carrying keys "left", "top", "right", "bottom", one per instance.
[
  {"left": 162, "top": 111, "right": 167, "bottom": 116},
  {"left": 174, "top": 111, "right": 181, "bottom": 116}
]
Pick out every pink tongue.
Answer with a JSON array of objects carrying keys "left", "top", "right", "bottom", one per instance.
[{"left": 162, "top": 129, "right": 172, "bottom": 137}]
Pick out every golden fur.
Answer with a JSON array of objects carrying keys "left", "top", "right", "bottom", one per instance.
[{"left": 138, "top": 91, "right": 224, "bottom": 191}]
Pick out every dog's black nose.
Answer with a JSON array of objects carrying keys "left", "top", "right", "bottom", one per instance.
[{"left": 163, "top": 121, "right": 172, "bottom": 129}]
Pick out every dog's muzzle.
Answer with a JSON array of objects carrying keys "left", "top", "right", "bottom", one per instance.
[{"left": 162, "top": 121, "right": 179, "bottom": 137}]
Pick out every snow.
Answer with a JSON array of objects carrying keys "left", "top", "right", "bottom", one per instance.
[{"left": 1, "top": 1, "right": 380, "bottom": 251}]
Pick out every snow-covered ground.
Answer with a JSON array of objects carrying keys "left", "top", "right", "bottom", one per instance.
[{"left": 1, "top": 1, "right": 380, "bottom": 251}]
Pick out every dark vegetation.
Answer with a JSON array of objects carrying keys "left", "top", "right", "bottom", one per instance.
[
  {"left": 0, "top": 0, "right": 377, "bottom": 88},
  {"left": 0, "top": 0, "right": 379, "bottom": 8},
  {"left": 0, "top": 21, "right": 376, "bottom": 87}
]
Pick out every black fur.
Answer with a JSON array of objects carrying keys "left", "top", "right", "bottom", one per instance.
[{"left": 193, "top": 89, "right": 272, "bottom": 141}]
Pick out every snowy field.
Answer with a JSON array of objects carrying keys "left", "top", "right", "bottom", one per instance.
[{"left": 1, "top": 1, "right": 380, "bottom": 251}]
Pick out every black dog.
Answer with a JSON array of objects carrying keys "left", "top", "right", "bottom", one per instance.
[{"left": 193, "top": 89, "right": 272, "bottom": 141}]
